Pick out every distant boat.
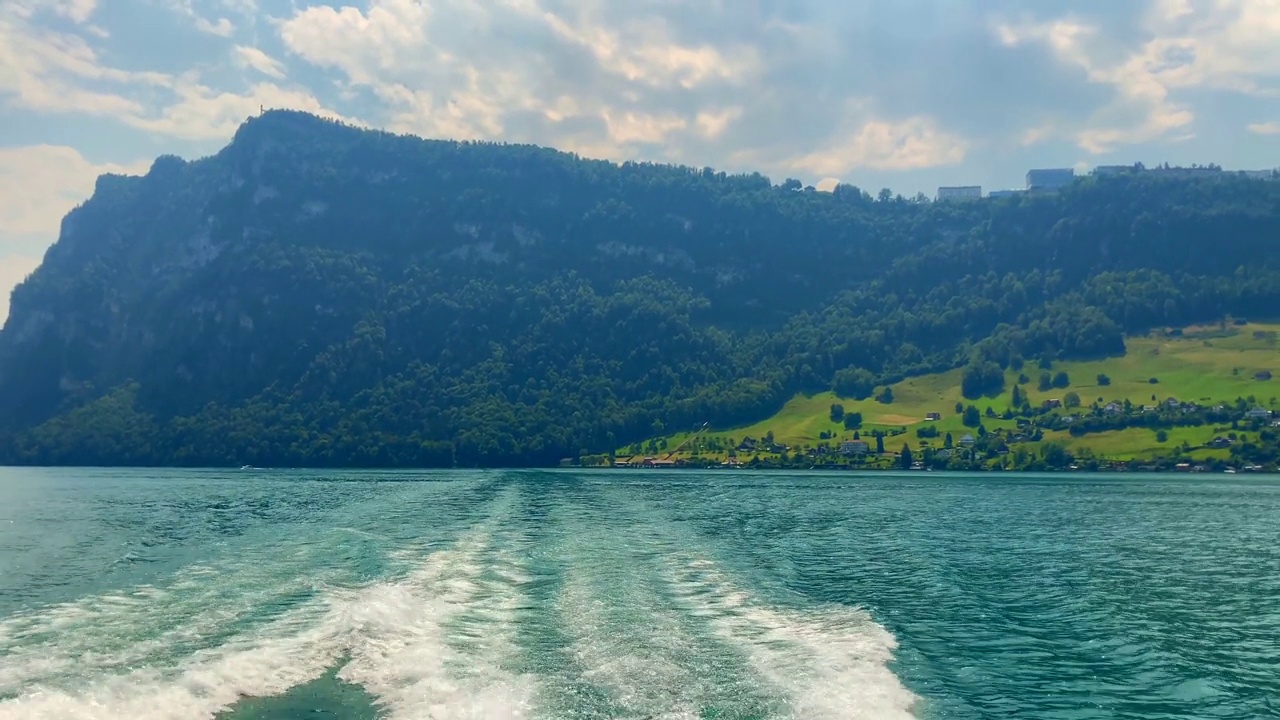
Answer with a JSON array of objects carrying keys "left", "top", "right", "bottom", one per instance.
[{"left": 239, "top": 465, "right": 254, "bottom": 471}]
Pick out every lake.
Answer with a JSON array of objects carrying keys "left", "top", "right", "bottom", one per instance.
[{"left": 0, "top": 468, "right": 1277, "bottom": 719}]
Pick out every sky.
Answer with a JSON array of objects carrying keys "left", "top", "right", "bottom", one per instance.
[{"left": 2, "top": 0, "right": 1280, "bottom": 325}]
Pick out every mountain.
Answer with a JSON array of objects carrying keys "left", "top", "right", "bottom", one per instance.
[{"left": 2, "top": 110, "right": 1279, "bottom": 467}]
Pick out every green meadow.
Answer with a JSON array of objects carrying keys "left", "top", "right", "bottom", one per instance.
[{"left": 630, "top": 322, "right": 1279, "bottom": 462}]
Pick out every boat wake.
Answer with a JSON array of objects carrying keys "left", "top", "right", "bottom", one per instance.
[{"left": 0, "top": 483, "right": 916, "bottom": 720}]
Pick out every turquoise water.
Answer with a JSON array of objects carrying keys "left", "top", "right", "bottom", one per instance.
[{"left": 1, "top": 469, "right": 1277, "bottom": 719}]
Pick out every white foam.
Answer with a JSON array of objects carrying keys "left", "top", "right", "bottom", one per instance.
[
  {"left": 556, "top": 560, "right": 703, "bottom": 719},
  {"left": 666, "top": 557, "right": 920, "bottom": 720},
  {"left": 337, "top": 529, "right": 535, "bottom": 719},
  {"left": 0, "top": 599, "right": 342, "bottom": 720},
  {"left": 0, "top": 521, "right": 536, "bottom": 720}
]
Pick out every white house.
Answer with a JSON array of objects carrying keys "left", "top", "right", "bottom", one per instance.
[{"left": 937, "top": 186, "right": 982, "bottom": 202}]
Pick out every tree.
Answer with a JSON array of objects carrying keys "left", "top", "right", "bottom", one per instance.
[
  {"left": 833, "top": 367, "right": 877, "bottom": 400},
  {"left": 899, "top": 444, "right": 914, "bottom": 469},
  {"left": 829, "top": 404, "right": 845, "bottom": 422},
  {"left": 962, "top": 360, "right": 1005, "bottom": 399},
  {"left": 1156, "top": 429, "right": 1169, "bottom": 443},
  {"left": 843, "top": 412, "right": 863, "bottom": 429},
  {"left": 963, "top": 405, "right": 981, "bottom": 427},
  {"left": 955, "top": 401, "right": 965, "bottom": 414},
  {"left": 1040, "top": 442, "right": 1070, "bottom": 467},
  {"left": 875, "top": 434, "right": 885, "bottom": 454},
  {"left": 1011, "top": 385, "right": 1024, "bottom": 407},
  {"left": 1064, "top": 391, "right": 1081, "bottom": 408},
  {"left": 1097, "top": 373, "right": 1112, "bottom": 386},
  {"left": 1052, "top": 371, "right": 1071, "bottom": 389},
  {"left": 876, "top": 386, "right": 894, "bottom": 404},
  {"left": 944, "top": 432, "right": 954, "bottom": 449},
  {"left": 1038, "top": 372, "right": 1053, "bottom": 391}
]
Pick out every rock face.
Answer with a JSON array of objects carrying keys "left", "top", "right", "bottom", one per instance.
[{"left": 2, "top": 110, "right": 1279, "bottom": 467}]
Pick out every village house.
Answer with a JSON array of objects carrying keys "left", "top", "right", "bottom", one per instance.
[
  {"left": 841, "top": 440, "right": 871, "bottom": 455},
  {"left": 1246, "top": 407, "right": 1273, "bottom": 420},
  {"left": 959, "top": 434, "right": 976, "bottom": 447},
  {"left": 1208, "top": 437, "right": 1234, "bottom": 449},
  {"left": 1044, "top": 399, "right": 1062, "bottom": 409},
  {"left": 925, "top": 412, "right": 942, "bottom": 421},
  {"left": 1103, "top": 402, "right": 1124, "bottom": 415}
]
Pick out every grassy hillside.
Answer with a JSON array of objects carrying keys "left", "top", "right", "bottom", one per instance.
[{"left": 627, "top": 322, "right": 1279, "bottom": 463}]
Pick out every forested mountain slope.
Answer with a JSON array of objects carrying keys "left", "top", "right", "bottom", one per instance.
[{"left": 1, "top": 110, "right": 1278, "bottom": 467}]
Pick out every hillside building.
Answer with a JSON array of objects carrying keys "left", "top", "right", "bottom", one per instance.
[
  {"left": 936, "top": 186, "right": 982, "bottom": 202},
  {"left": 1026, "top": 168, "right": 1075, "bottom": 191},
  {"left": 1092, "top": 165, "right": 1139, "bottom": 176}
]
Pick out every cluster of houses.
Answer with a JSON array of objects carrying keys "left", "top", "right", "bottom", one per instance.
[
  {"left": 937, "top": 163, "right": 1279, "bottom": 202},
  {"left": 1098, "top": 397, "right": 1276, "bottom": 421},
  {"left": 614, "top": 398, "right": 1276, "bottom": 469}
]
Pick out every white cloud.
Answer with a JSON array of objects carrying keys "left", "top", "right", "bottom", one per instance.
[
  {"left": 277, "top": 0, "right": 762, "bottom": 151},
  {"left": 194, "top": 15, "right": 234, "bottom": 37},
  {"left": 0, "top": 15, "right": 169, "bottom": 118},
  {"left": 0, "top": 254, "right": 41, "bottom": 328},
  {"left": 0, "top": 4, "right": 354, "bottom": 142},
  {"left": 815, "top": 177, "right": 840, "bottom": 192},
  {"left": 7, "top": 0, "right": 97, "bottom": 23},
  {"left": 126, "top": 80, "right": 355, "bottom": 140},
  {"left": 279, "top": 0, "right": 432, "bottom": 86},
  {"left": 234, "top": 45, "right": 286, "bottom": 79},
  {"left": 995, "top": 17, "right": 1195, "bottom": 153},
  {"left": 1248, "top": 121, "right": 1280, "bottom": 135},
  {"left": 995, "top": 0, "right": 1280, "bottom": 154},
  {"left": 0, "top": 145, "right": 151, "bottom": 326},
  {"left": 54, "top": 0, "right": 96, "bottom": 22},
  {"left": 0, "top": 145, "right": 149, "bottom": 240},
  {"left": 602, "top": 110, "right": 686, "bottom": 145},
  {"left": 694, "top": 107, "right": 742, "bottom": 139},
  {"left": 788, "top": 116, "right": 968, "bottom": 174},
  {"left": 165, "top": 0, "right": 235, "bottom": 36},
  {"left": 280, "top": 0, "right": 508, "bottom": 139},
  {"left": 538, "top": 10, "right": 759, "bottom": 90}
]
